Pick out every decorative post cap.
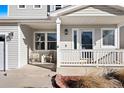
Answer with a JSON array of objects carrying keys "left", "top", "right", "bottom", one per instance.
[{"left": 56, "top": 18, "right": 61, "bottom": 24}]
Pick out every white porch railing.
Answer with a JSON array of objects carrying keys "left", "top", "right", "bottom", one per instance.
[{"left": 60, "top": 49, "right": 124, "bottom": 67}]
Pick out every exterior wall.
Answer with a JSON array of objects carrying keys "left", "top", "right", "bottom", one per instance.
[
  {"left": 60, "top": 25, "right": 117, "bottom": 50},
  {"left": 120, "top": 26, "right": 124, "bottom": 49},
  {"left": 9, "top": 5, "right": 47, "bottom": 19},
  {"left": 0, "top": 25, "right": 18, "bottom": 69},
  {"left": 18, "top": 25, "right": 34, "bottom": 67}
]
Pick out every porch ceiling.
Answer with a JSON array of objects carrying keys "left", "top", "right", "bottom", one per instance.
[
  {"left": 22, "top": 16, "right": 124, "bottom": 30},
  {"left": 23, "top": 22, "right": 56, "bottom": 30},
  {"left": 60, "top": 16, "right": 124, "bottom": 25}
]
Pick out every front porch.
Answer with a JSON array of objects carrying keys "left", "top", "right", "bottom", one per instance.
[
  {"left": 21, "top": 5, "right": 124, "bottom": 70},
  {"left": 23, "top": 18, "right": 124, "bottom": 69},
  {"left": 55, "top": 16, "right": 124, "bottom": 68}
]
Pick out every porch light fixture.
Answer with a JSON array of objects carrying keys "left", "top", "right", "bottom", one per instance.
[
  {"left": 64, "top": 29, "right": 68, "bottom": 35},
  {"left": 6, "top": 32, "right": 14, "bottom": 41}
]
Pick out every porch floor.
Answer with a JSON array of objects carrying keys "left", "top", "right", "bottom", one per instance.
[{"left": 0, "top": 64, "right": 56, "bottom": 88}]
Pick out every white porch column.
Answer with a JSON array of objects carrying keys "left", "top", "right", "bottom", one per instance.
[
  {"left": 117, "top": 24, "right": 124, "bottom": 49},
  {"left": 117, "top": 26, "right": 120, "bottom": 49},
  {"left": 56, "top": 18, "right": 61, "bottom": 68}
]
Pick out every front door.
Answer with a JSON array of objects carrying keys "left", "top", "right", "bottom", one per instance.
[
  {"left": 0, "top": 35, "right": 5, "bottom": 70},
  {"left": 81, "top": 31, "right": 93, "bottom": 49},
  {"left": 80, "top": 30, "right": 93, "bottom": 59}
]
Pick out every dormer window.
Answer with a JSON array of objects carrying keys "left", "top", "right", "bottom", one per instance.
[
  {"left": 18, "top": 5, "right": 26, "bottom": 9},
  {"left": 33, "top": 5, "right": 42, "bottom": 9},
  {"left": 55, "top": 5, "right": 62, "bottom": 10}
]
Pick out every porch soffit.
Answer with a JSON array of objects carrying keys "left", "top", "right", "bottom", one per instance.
[{"left": 60, "top": 16, "right": 124, "bottom": 25}]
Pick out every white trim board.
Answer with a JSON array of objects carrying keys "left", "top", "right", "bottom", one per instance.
[{"left": 17, "top": 23, "right": 21, "bottom": 68}]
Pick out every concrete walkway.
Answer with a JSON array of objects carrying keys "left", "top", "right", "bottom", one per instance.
[{"left": 0, "top": 64, "right": 56, "bottom": 88}]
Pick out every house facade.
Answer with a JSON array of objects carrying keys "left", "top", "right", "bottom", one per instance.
[{"left": 1, "top": 5, "right": 124, "bottom": 73}]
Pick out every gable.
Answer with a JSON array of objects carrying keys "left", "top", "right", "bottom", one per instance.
[{"left": 65, "top": 6, "right": 124, "bottom": 16}]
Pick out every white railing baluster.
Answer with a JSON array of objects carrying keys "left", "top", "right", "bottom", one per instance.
[
  {"left": 59, "top": 49, "right": 124, "bottom": 67},
  {"left": 123, "top": 51, "right": 124, "bottom": 65},
  {"left": 111, "top": 52, "right": 113, "bottom": 64}
]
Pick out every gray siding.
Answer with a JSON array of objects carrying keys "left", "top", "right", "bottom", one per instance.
[
  {"left": 9, "top": 5, "right": 47, "bottom": 19},
  {"left": 60, "top": 25, "right": 117, "bottom": 49},
  {"left": 0, "top": 25, "right": 18, "bottom": 69}
]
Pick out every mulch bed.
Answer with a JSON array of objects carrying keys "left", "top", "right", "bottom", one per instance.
[{"left": 51, "top": 69, "right": 124, "bottom": 88}]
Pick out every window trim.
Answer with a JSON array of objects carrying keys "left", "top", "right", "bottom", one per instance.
[
  {"left": 34, "top": 32, "right": 57, "bottom": 51},
  {"left": 101, "top": 28, "right": 116, "bottom": 48},
  {"left": 18, "top": 5, "right": 26, "bottom": 9},
  {"left": 33, "top": 5, "right": 42, "bottom": 9}
]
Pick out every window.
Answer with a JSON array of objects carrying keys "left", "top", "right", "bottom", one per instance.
[
  {"left": 0, "top": 5, "right": 8, "bottom": 16},
  {"left": 73, "top": 31, "right": 77, "bottom": 49},
  {"left": 18, "top": 5, "right": 26, "bottom": 9},
  {"left": 102, "top": 29, "right": 115, "bottom": 46},
  {"left": 72, "top": 29, "right": 78, "bottom": 49},
  {"left": 55, "top": 5, "right": 61, "bottom": 10},
  {"left": 47, "top": 33, "right": 57, "bottom": 50},
  {"left": 0, "top": 35, "right": 5, "bottom": 41},
  {"left": 33, "top": 5, "right": 42, "bottom": 9},
  {"left": 81, "top": 32, "right": 93, "bottom": 49},
  {"left": 35, "top": 33, "right": 45, "bottom": 50},
  {"left": 47, "top": 5, "right": 50, "bottom": 12},
  {"left": 35, "top": 33, "right": 56, "bottom": 50}
]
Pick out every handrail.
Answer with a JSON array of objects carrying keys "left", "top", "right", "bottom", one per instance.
[{"left": 59, "top": 49, "right": 124, "bottom": 67}]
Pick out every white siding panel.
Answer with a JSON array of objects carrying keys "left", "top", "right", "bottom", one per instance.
[
  {"left": 0, "top": 25, "right": 18, "bottom": 69},
  {"left": 19, "top": 25, "right": 33, "bottom": 67}
]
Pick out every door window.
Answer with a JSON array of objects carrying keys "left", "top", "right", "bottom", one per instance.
[{"left": 81, "top": 32, "right": 93, "bottom": 49}]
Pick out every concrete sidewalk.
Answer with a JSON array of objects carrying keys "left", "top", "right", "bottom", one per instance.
[{"left": 0, "top": 65, "right": 56, "bottom": 88}]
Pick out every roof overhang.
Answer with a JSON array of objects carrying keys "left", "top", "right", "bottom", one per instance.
[
  {"left": 60, "top": 16, "right": 124, "bottom": 25},
  {"left": 50, "top": 5, "right": 89, "bottom": 16},
  {"left": 21, "top": 16, "right": 124, "bottom": 30},
  {"left": 50, "top": 5, "right": 124, "bottom": 17}
]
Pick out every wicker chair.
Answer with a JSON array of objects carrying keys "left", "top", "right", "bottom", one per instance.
[
  {"left": 41, "top": 51, "right": 54, "bottom": 63},
  {"left": 30, "top": 52, "right": 40, "bottom": 62}
]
